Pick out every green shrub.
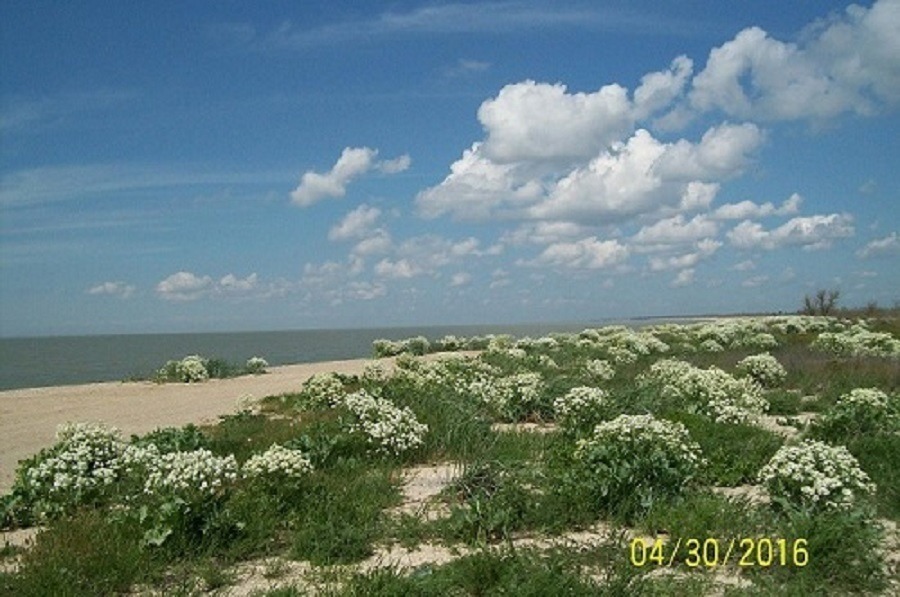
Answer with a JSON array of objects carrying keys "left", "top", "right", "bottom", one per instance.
[
  {"left": 131, "top": 424, "right": 209, "bottom": 454},
  {"left": 811, "top": 387, "right": 900, "bottom": 442},
  {"left": 572, "top": 414, "right": 705, "bottom": 521}
]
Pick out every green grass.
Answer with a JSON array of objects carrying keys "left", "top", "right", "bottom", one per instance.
[
  {"left": 846, "top": 434, "right": 900, "bottom": 520},
  {"left": 666, "top": 413, "right": 783, "bottom": 486},
  {"left": 205, "top": 411, "right": 305, "bottom": 463},
  {"left": 335, "top": 548, "right": 608, "bottom": 596},
  {"left": 0, "top": 509, "right": 155, "bottom": 597},
  {"left": 291, "top": 462, "right": 399, "bottom": 565},
  {"left": 748, "top": 507, "right": 888, "bottom": 595}
]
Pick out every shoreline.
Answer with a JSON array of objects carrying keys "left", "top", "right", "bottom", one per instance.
[{"left": 0, "top": 353, "right": 473, "bottom": 495}]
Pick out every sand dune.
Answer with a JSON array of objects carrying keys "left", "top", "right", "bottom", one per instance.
[{"left": 0, "top": 353, "right": 472, "bottom": 494}]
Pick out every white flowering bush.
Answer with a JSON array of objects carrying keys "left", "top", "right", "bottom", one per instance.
[
  {"left": 144, "top": 449, "right": 238, "bottom": 499},
  {"left": 699, "top": 339, "right": 725, "bottom": 352},
  {"left": 743, "top": 332, "right": 779, "bottom": 350},
  {"left": 243, "top": 444, "right": 313, "bottom": 480},
  {"left": 342, "top": 390, "right": 428, "bottom": 456},
  {"left": 297, "top": 372, "right": 346, "bottom": 408},
  {"left": 639, "top": 359, "right": 768, "bottom": 423},
  {"left": 583, "top": 358, "right": 615, "bottom": 381},
  {"left": 468, "top": 372, "right": 546, "bottom": 421},
  {"left": 156, "top": 355, "right": 210, "bottom": 382},
  {"left": 758, "top": 440, "right": 876, "bottom": 513},
  {"left": 814, "top": 388, "right": 900, "bottom": 440},
  {"left": 16, "top": 422, "right": 126, "bottom": 520},
  {"left": 812, "top": 325, "right": 900, "bottom": 357},
  {"left": 553, "top": 386, "right": 608, "bottom": 433},
  {"left": 605, "top": 345, "right": 638, "bottom": 365},
  {"left": 573, "top": 414, "right": 705, "bottom": 520},
  {"left": 362, "top": 361, "right": 389, "bottom": 383},
  {"left": 437, "top": 334, "right": 464, "bottom": 351},
  {"left": 373, "top": 338, "right": 405, "bottom": 357},
  {"left": 176, "top": 355, "right": 209, "bottom": 382},
  {"left": 536, "top": 354, "right": 558, "bottom": 369},
  {"left": 245, "top": 356, "right": 268, "bottom": 374},
  {"left": 136, "top": 448, "right": 239, "bottom": 549},
  {"left": 736, "top": 353, "right": 787, "bottom": 388}
]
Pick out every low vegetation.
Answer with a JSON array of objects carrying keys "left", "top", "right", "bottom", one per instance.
[
  {"left": 153, "top": 354, "right": 269, "bottom": 383},
  {"left": 2, "top": 313, "right": 898, "bottom": 595}
]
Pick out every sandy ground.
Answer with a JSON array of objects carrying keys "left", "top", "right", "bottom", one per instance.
[{"left": 0, "top": 353, "right": 474, "bottom": 495}]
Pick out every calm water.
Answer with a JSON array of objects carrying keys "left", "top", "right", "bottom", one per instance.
[{"left": 0, "top": 322, "right": 623, "bottom": 391}]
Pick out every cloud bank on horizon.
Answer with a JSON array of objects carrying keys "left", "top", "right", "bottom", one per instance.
[{"left": 1, "top": 0, "right": 898, "bottom": 335}]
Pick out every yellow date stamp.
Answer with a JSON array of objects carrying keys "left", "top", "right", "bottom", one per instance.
[{"left": 630, "top": 537, "right": 808, "bottom": 568}]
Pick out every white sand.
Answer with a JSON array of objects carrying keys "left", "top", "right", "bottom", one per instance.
[{"left": 0, "top": 353, "right": 474, "bottom": 494}]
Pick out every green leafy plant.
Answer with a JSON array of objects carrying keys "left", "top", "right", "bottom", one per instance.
[
  {"left": 811, "top": 387, "right": 900, "bottom": 441},
  {"left": 572, "top": 414, "right": 705, "bottom": 521}
]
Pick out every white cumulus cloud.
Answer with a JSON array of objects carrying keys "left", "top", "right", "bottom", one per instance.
[
  {"left": 634, "top": 215, "right": 718, "bottom": 245},
  {"left": 727, "top": 213, "right": 854, "bottom": 251},
  {"left": 156, "top": 271, "right": 214, "bottom": 301},
  {"left": 87, "top": 281, "right": 135, "bottom": 299},
  {"left": 290, "top": 146, "right": 409, "bottom": 206},
  {"left": 478, "top": 79, "right": 633, "bottom": 165},
  {"left": 156, "top": 271, "right": 263, "bottom": 301},
  {"left": 329, "top": 204, "right": 382, "bottom": 240},
  {"left": 689, "top": 0, "right": 900, "bottom": 122},
  {"left": 713, "top": 193, "right": 802, "bottom": 220},
  {"left": 856, "top": 231, "right": 900, "bottom": 258},
  {"left": 672, "top": 268, "right": 695, "bottom": 287},
  {"left": 522, "top": 237, "right": 629, "bottom": 270},
  {"left": 450, "top": 272, "right": 472, "bottom": 287}
]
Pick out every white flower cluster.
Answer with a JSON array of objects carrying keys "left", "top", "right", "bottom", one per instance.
[
  {"left": 819, "top": 387, "right": 900, "bottom": 435},
  {"left": 118, "top": 443, "right": 161, "bottom": 476},
  {"left": 144, "top": 449, "right": 238, "bottom": 498},
  {"left": 812, "top": 325, "right": 900, "bottom": 358},
  {"left": 658, "top": 318, "right": 788, "bottom": 351},
  {"left": 534, "top": 336, "right": 560, "bottom": 350},
  {"left": 575, "top": 414, "right": 704, "bottom": 467},
  {"left": 766, "top": 315, "right": 838, "bottom": 335},
  {"left": 735, "top": 353, "right": 787, "bottom": 387},
  {"left": 536, "top": 354, "right": 558, "bottom": 369},
  {"left": 574, "top": 327, "right": 669, "bottom": 364},
  {"left": 606, "top": 345, "right": 638, "bottom": 365},
  {"left": 395, "top": 354, "right": 498, "bottom": 395},
  {"left": 639, "top": 359, "right": 768, "bottom": 424},
  {"left": 373, "top": 335, "right": 441, "bottom": 356},
  {"left": 553, "top": 386, "right": 608, "bottom": 428},
  {"left": 758, "top": 440, "right": 876, "bottom": 511},
  {"left": 177, "top": 355, "right": 209, "bottom": 382},
  {"left": 584, "top": 359, "right": 615, "bottom": 381},
  {"left": 838, "top": 387, "right": 891, "bottom": 410},
  {"left": 25, "top": 422, "right": 124, "bottom": 499},
  {"left": 245, "top": 356, "right": 268, "bottom": 374},
  {"left": 243, "top": 444, "right": 313, "bottom": 479},
  {"left": 437, "top": 335, "right": 464, "bottom": 351},
  {"left": 486, "top": 334, "right": 515, "bottom": 351},
  {"left": 699, "top": 339, "right": 725, "bottom": 352},
  {"left": 467, "top": 371, "right": 545, "bottom": 420},
  {"left": 362, "top": 361, "right": 389, "bottom": 383},
  {"left": 343, "top": 390, "right": 428, "bottom": 456},
  {"left": 298, "top": 372, "right": 346, "bottom": 407},
  {"left": 373, "top": 338, "right": 406, "bottom": 357},
  {"left": 743, "top": 332, "right": 779, "bottom": 350},
  {"left": 487, "top": 347, "right": 528, "bottom": 360}
]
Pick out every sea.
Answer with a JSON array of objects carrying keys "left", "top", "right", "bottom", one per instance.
[{"left": 0, "top": 321, "right": 647, "bottom": 391}]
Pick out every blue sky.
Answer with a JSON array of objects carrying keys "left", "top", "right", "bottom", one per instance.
[{"left": 1, "top": 0, "right": 898, "bottom": 337}]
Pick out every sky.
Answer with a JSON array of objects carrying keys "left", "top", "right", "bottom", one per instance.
[{"left": 1, "top": 0, "right": 899, "bottom": 337}]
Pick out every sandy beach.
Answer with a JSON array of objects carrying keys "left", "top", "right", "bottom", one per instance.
[{"left": 0, "top": 353, "right": 470, "bottom": 495}]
